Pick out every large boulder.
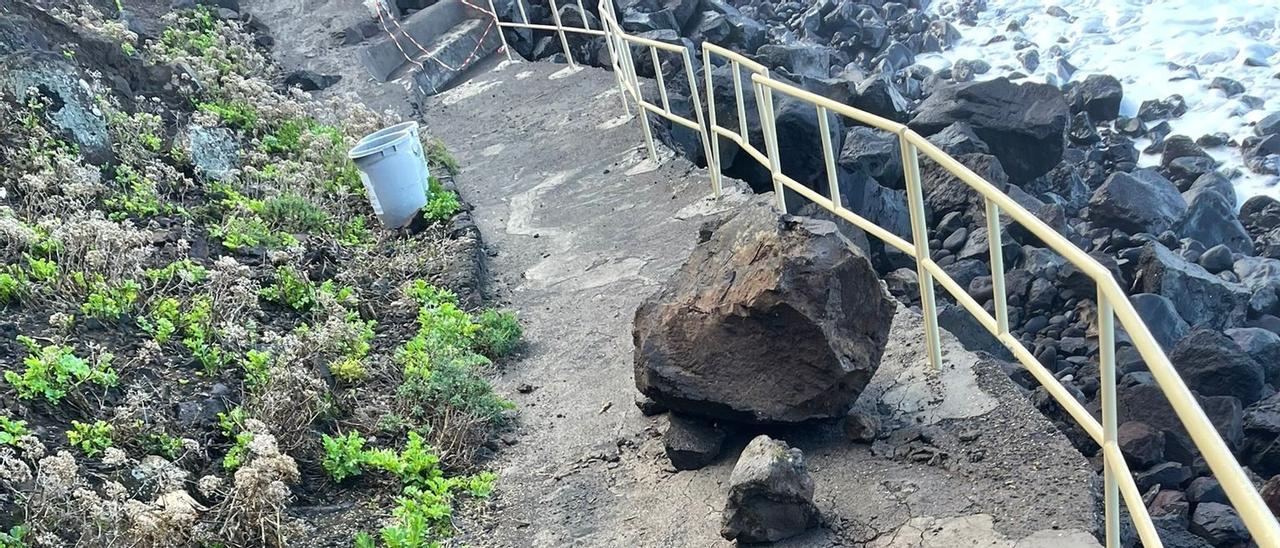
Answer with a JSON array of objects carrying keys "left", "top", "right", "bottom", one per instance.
[
  {"left": 1174, "top": 187, "right": 1252, "bottom": 253},
  {"left": 720, "top": 435, "right": 819, "bottom": 543},
  {"left": 1129, "top": 293, "right": 1190, "bottom": 350},
  {"left": 1089, "top": 169, "right": 1188, "bottom": 235},
  {"left": 1190, "top": 502, "right": 1250, "bottom": 546},
  {"left": 839, "top": 126, "right": 902, "bottom": 189},
  {"left": 1136, "top": 243, "right": 1249, "bottom": 330},
  {"left": 1234, "top": 256, "right": 1280, "bottom": 317},
  {"left": 910, "top": 78, "right": 1069, "bottom": 182},
  {"left": 1225, "top": 327, "right": 1280, "bottom": 384},
  {"left": 633, "top": 202, "right": 895, "bottom": 424},
  {"left": 920, "top": 152, "right": 1009, "bottom": 225},
  {"left": 1169, "top": 329, "right": 1265, "bottom": 405}
]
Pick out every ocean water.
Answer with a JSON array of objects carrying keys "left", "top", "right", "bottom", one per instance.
[{"left": 923, "top": 0, "right": 1280, "bottom": 200}]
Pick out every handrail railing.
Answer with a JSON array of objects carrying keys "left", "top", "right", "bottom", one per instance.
[{"left": 480, "top": 2, "right": 1280, "bottom": 546}]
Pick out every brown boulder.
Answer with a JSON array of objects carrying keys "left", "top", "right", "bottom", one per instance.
[{"left": 633, "top": 201, "right": 895, "bottom": 424}]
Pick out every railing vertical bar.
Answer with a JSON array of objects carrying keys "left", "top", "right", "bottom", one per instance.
[
  {"left": 486, "top": 0, "right": 515, "bottom": 62},
  {"left": 703, "top": 47, "right": 722, "bottom": 197},
  {"left": 1099, "top": 291, "right": 1120, "bottom": 548},
  {"left": 815, "top": 105, "right": 841, "bottom": 210},
  {"left": 547, "top": 0, "right": 577, "bottom": 69},
  {"left": 576, "top": 0, "right": 589, "bottom": 30},
  {"left": 759, "top": 84, "right": 786, "bottom": 213},
  {"left": 651, "top": 47, "right": 671, "bottom": 114},
  {"left": 732, "top": 61, "right": 749, "bottom": 149},
  {"left": 599, "top": 7, "right": 630, "bottom": 115},
  {"left": 985, "top": 199, "right": 1009, "bottom": 335},
  {"left": 681, "top": 49, "right": 716, "bottom": 203},
  {"left": 516, "top": 0, "right": 530, "bottom": 26},
  {"left": 899, "top": 135, "right": 942, "bottom": 370}
]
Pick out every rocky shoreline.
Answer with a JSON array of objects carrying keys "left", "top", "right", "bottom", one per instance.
[{"left": 481, "top": 0, "right": 1280, "bottom": 545}]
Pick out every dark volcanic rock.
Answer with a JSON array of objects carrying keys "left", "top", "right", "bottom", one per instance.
[
  {"left": 664, "top": 414, "right": 726, "bottom": 470},
  {"left": 633, "top": 201, "right": 895, "bottom": 424},
  {"left": 1190, "top": 502, "right": 1250, "bottom": 546},
  {"left": 839, "top": 126, "right": 902, "bottom": 189},
  {"left": 1088, "top": 169, "right": 1187, "bottom": 235},
  {"left": 1066, "top": 74, "right": 1123, "bottom": 121},
  {"left": 284, "top": 70, "right": 341, "bottom": 92},
  {"left": 1129, "top": 293, "right": 1190, "bottom": 350},
  {"left": 1118, "top": 421, "right": 1165, "bottom": 467},
  {"left": 920, "top": 152, "right": 1008, "bottom": 224},
  {"left": 1136, "top": 243, "right": 1249, "bottom": 330},
  {"left": 1175, "top": 188, "right": 1253, "bottom": 254},
  {"left": 910, "top": 78, "right": 1069, "bottom": 182},
  {"left": 721, "top": 435, "right": 819, "bottom": 543},
  {"left": 926, "top": 121, "right": 990, "bottom": 156},
  {"left": 1226, "top": 327, "right": 1280, "bottom": 384},
  {"left": 1169, "top": 329, "right": 1265, "bottom": 405}
]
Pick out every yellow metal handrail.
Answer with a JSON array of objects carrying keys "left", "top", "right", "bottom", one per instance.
[{"left": 480, "top": 2, "right": 1280, "bottom": 546}]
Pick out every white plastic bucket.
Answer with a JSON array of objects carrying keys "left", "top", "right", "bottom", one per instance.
[
  {"left": 349, "top": 127, "right": 431, "bottom": 228},
  {"left": 356, "top": 121, "right": 429, "bottom": 190}
]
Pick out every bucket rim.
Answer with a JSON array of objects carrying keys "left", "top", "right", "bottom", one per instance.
[
  {"left": 348, "top": 129, "right": 415, "bottom": 160},
  {"left": 357, "top": 121, "right": 420, "bottom": 146}
]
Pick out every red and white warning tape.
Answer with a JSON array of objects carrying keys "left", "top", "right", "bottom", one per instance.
[{"left": 373, "top": 0, "right": 503, "bottom": 76}]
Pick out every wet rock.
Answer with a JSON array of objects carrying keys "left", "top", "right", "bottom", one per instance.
[
  {"left": 1136, "top": 461, "right": 1192, "bottom": 492},
  {"left": 634, "top": 202, "right": 895, "bottom": 424},
  {"left": 1240, "top": 195, "right": 1280, "bottom": 236},
  {"left": 1257, "top": 112, "right": 1280, "bottom": 137},
  {"left": 664, "top": 414, "right": 725, "bottom": 471},
  {"left": 1067, "top": 112, "right": 1099, "bottom": 146},
  {"left": 1136, "top": 242, "right": 1249, "bottom": 330},
  {"left": 720, "top": 435, "right": 819, "bottom": 543},
  {"left": 849, "top": 70, "right": 910, "bottom": 122},
  {"left": 756, "top": 43, "right": 832, "bottom": 80},
  {"left": 920, "top": 153, "right": 1007, "bottom": 225},
  {"left": 1197, "top": 132, "right": 1230, "bottom": 148},
  {"left": 1117, "top": 421, "right": 1165, "bottom": 467},
  {"left": 1209, "top": 76, "right": 1245, "bottom": 97},
  {"left": 1016, "top": 48, "right": 1039, "bottom": 72},
  {"left": 1198, "top": 244, "right": 1235, "bottom": 273},
  {"left": 1187, "top": 476, "right": 1228, "bottom": 505},
  {"left": 1174, "top": 188, "right": 1253, "bottom": 254},
  {"left": 926, "top": 121, "right": 989, "bottom": 156},
  {"left": 1190, "top": 502, "right": 1250, "bottom": 546},
  {"left": 1159, "top": 135, "right": 1213, "bottom": 168},
  {"left": 1169, "top": 329, "right": 1265, "bottom": 405},
  {"left": 910, "top": 78, "right": 1069, "bottom": 182},
  {"left": 1235, "top": 256, "right": 1280, "bottom": 317},
  {"left": 1129, "top": 293, "right": 1190, "bottom": 350},
  {"left": 1064, "top": 73, "right": 1116, "bottom": 120},
  {"left": 1088, "top": 169, "right": 1187, "bottom": 235},
  {"left": 1165, "top": 156, "right": 1217, "bottom": 191},
  {"left": 1138, "top": 94, "right": 1188, "bottom": 122},
  {"left": 284, "top": 69, "right": 341, "bottom": 92}
]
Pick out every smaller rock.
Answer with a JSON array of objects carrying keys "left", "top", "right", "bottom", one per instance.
[
  {"left": 1262, "top": 475, "right": 1280, "bottom": 516},
  {"left": 1209, "top": 76, "right": 1245, "bottom": 97},
  {"left": 664, "top": 415, "right": 725, "bottom": 471},
  {"left": 1190, "top": 502, "right": 1250, "bottom": 545},
  {"left": 635, "top": 394, "right": 668, "bottom": 416},
  {"left": 1199, "top": 244, "right": 1234, "bottom": 273},
  {"left": 1257, "top": 112, "right": 1280, "bottom": 137},
  {"left": 284, "top": 70, "right": 342, "bottom": 92},
  {"left": 1117, "top": 421, "right": 1165, "bottom": 468},
  {"left": 1187, "top": 476, "right": 1228, "bottom": 505},
  {"left": 1135, "top": 461, "right": 1192, "bottom": 492},
  {"left": 721, "top": 435, "right": 820, "bottom": 543},
  {"left": 843, "top": 411, "right": 880, "bottom": 443}
]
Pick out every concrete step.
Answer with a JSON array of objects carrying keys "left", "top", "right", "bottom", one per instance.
[{"left": 408, "top": 17, "right": 501, "bottom": 97}]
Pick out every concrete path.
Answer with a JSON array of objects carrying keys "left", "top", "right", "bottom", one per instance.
[{"left": 423, "top": 60, "right": 1103, "bottom": 547}]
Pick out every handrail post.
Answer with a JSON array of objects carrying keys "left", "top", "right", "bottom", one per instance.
[
  {"left": 650, "top": 47, "right": 670, "bottom": 113},
  {"left": 599, "top": 6, "right": 630, "bottom": 115},
  {"left": 486, "top": 0, "right": 515, "bottom": 62},
  {"left": 1098, "top": 290, "right": 1120, "bottom": 548},
  {"left": 681, "top": 48, "right": 716, "bottom": 204},
  {"left": 899, "top": 134, "right": 942, "bottom": 370},
  {"left": 757, "top": 82, "right": 786, "bottom": 213},
  {"left": 986, "top": 199, "right": 1008, "bottom": 335},
  {"left": 547, "top": 0, "right": 577, "bottom": 69},
  {"left": 703, "top": 47, "right": 723, "bottom": 197},
  {"left": 815, "top": 105, "right": 841, "bottom": 209}
]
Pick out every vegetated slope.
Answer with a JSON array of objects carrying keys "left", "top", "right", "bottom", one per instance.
[{"left": 0, "top": 3, "right": 519, "bottom": 546}]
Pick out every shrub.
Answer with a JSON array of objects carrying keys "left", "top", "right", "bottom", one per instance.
[
  {"left": 66, "top": 420, "right": 114, "bottom": 457},
  {"left": 198, "top": 100, "right": 259, "bottom": 130},
  {"left": 145, "top": 432, "right": 185, "bottom": 459},
  {"left": 209, "top": 214, "right": 298, "bottom": 251},
  {"left": 138, "top": 297, "right": 180, "bottom": 344},
  {"left": 473, "top": 309, "right": 521, "bottom": 358},
  {"left": 24, "top": 255, "right": 56, "bottom": 282},
  {"left": 424, "top": 138, "right": 459, "bottom": 175},
  {"left": 144, "top": 259, "right": 208, "bottom": 285},
  {"left": 0, "top": 525, "right": 28, "bottom": 548},
  {"left": 398, "top": 353, "right": 511, "bottom": 425},
  {"left": 6, "top": 336, "right": 118, "bottom": 403},
  {"left": 0, "top": 270, "right": 27, "bottom": 304},
  {"left": 222, "top": 430, "right": 254, "bottom": 471},
  {"left": 259, "top": 266, "right": 315, "bottom": 311},
  {"left": 0, "top": 416, "right": 31, "bottom": 446},
  {"left": 321, "top": 431, "right": 367, "bottom": 482},
  {"left": 80, "top": 278, "right": 141, "bottom": 320},
  {"left": 423, "top": 177, "right": 460, "bottom": 223},
  {"left": 330, "top": 356, "right": 367, "bottom": 383},
  {"left": 261, "top": 119, "right": 305, "bottom": 154},
  {"left": 241, "top": 349, "right": 271, "bottom": 390},
  {"left": 261, "top": 193, "right": 331, "bottom": 234}
]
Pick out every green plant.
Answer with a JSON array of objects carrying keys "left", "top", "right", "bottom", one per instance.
[
  {"left": 24, "top": 255, "right": 56, "bottom": 282},
  {"left": 217, "top": 406, "right": 247, "bottom": 438},
  {"left": 0, "top": 525, "right": 28, "bottom": 548},
  {"left": 259, "top": 266, "right": 315, "bottom": 311},
  {"left": 6, "top": 336, "right": 117, "bottom": 403},
  {"left": 223, "top": 430, "right": 253, "bottom": 471},
  {"left": 261, "top": 194, "right": 331, "bottom": 233},
  {"left": 473, "top": 309, "right": 521, "bottom": 358},
  {"left": 330, "top": 356, "right": 367, "bottom": 383},
  {"left": 398, "top": 352, "right": 512, "bottom": 424},
  {"left": 261, "top": 119, "right": 305, "bottom": 154},
  {"left": 106, "top": 164, "right": 171, "bottom": 221},
  {"left": 66, "top": 420, "right": 113, "bottom": 457},
  {"left": 122, "top": 42, "right": 137, "bottom": 56},
  {"left": 241, "top": 349, "right": 271, "bottom": 389},
  {"left": 0, "top": 270, "right": 27, "bottom": 304},
  {"left": 80, "top": 278, "right": 141, "bottom": 320},
  {"left": 406, "top": 281, "right": 457, "bottom": 308},
  {"left": 209, "top": 214, "right": 298, "bottom": 251},
  {"left": 138, "top": 297, "right": 180, "bottom": 344},
  {"left": 146, "top": 432, "right": 184, "bottom": 459},
  {"left": 423, "top": 177, "right": 460, "bottom": 223},
  {"left": 198, "top": 100, "right": 259, "bottom": 130},
  {"left": 0, "top": 416, "right": 31, "bottom": 446},
  {"left": 145, "top": 259, "right": 208, "bottom": 285},
  {"left": 321, "top": 431, "right": 367, "bottom": 482},
  {"left": 353, "top": 532, "right": 376, "bottom": 548},
  {"left": 338, "top": 217, "right": 373, "bottom": 247}
]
